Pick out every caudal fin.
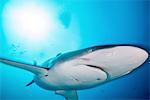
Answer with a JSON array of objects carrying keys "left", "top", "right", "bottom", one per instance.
[{"left": 0, "top": 58, "right": 47, "bottom": 75}]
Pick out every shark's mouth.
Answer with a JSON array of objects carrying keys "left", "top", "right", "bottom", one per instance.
[{"left": 84, "top": 64, "right": 110, "bottom": 80}]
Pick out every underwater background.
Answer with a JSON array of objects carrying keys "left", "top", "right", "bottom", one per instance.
[{"left": 0, "top": 0, "right": 149, "bottom": 100}]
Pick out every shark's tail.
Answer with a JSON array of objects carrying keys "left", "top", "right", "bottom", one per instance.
[{"left": 0, "top": 58, "right": 47, "bottom": 75}]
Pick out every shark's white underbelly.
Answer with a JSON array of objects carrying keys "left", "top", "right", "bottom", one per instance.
[
  {"left": 58, "top": 65, "right": 107, "bottom": 89},
  {"left": 35, "top": 64, "right": 107, "bottom": 90}
]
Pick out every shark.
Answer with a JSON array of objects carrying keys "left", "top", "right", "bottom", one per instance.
[{"left": 0, "top": 44, "right": 149, "bottom": 100}]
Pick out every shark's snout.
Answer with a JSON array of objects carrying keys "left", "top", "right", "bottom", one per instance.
[
  {"left": 124, "top": 46, "right": 148, "bottom": 70},
  {"left": 134, "top": 47, "right": 148, "bottom": 65}
]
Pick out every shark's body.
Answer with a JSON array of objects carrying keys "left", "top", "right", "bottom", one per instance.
[{"left": 0, "top": 45, "right": 148, "bottom": 100}]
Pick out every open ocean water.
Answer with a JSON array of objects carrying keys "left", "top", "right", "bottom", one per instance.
[{"left": 0, "top": 0, "right": 149, "bottom": 100}]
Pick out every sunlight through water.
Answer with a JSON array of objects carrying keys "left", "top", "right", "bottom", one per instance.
[{"left": 2, "top": 0, "right": 80, "bottom": 59}]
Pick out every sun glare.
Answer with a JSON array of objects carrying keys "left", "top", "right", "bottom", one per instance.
[
  {"left": 2, "top": 2, "right": 56, "bottom": 45},
  {"left": 2, "top": 1, "right": 80, "bottom": 56}
]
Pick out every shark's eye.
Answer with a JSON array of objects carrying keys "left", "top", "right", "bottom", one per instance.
[{"left": 45, "top": 75, "right": 48, "bottom": 77}]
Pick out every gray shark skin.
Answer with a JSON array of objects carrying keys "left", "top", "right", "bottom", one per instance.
[{"left": 0, "top": 44, "right": 149, "bottom": 100}]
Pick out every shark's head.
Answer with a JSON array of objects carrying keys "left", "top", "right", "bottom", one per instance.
[{"left": 94, "top": 45, "right": 149, "bottom": 79}]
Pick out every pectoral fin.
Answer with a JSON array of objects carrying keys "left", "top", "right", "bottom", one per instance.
[
  {"left": 55, "top": 90, "right": 78, "bottom": 100},
  {"left": 26, "top": 80, "right": 35, "bottom": 86}
]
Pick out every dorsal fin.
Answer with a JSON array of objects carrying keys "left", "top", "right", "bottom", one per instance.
[
  {"left": 41, "top": 53, "right": 62, "bottom": 68},
  {"left": 42, "top": 58, "right": 53, "bottom": 67}
]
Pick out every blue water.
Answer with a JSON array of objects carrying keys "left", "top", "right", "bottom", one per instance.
[{"left": 0, "top": 0, "right": 149, "bottom": 100}]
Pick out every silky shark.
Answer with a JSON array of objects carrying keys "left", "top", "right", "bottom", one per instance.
[{"left": 0, "top": 44, "right": 149, "bottom": 100}]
